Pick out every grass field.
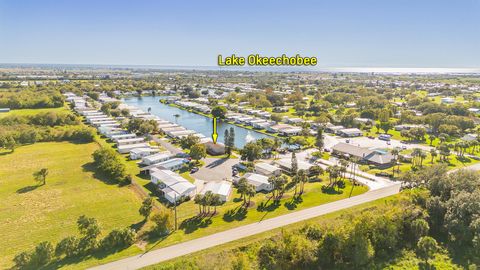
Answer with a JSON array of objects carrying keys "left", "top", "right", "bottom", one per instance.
[
  {"left": 0, "top": 107, "right": 69, "bottom": 118},
  {"left": 0, "top": 141, "right": 144, "bottom": 269}
]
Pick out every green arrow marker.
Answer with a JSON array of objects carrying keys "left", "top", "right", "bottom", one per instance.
[{"left": 212, "top": 117, "right": 218, "bottom": 144}]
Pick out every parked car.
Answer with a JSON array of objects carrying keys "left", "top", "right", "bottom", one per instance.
[{"left": 190, "top": 167, "right": 199, "bottom": 173}]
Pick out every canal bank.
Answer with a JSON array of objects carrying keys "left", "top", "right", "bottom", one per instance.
[{"left": 123, "top": 96, "right": 275, "bottom": 148}]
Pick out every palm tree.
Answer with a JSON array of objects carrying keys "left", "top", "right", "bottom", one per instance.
[
  {"left": 33, "top": 168, "right": 49, "bottom": 185},
  {"left": 412, "top": 148, "right": 423, "bottom": 167},
  {"left": 391, "top": 149, "right": 400, "bottom": 177},
  {"left": 292, "top": 172, "right": 301, "bottom": 196},
  {"left": 211, "top": 194, "right": 221, "bottom": 214},
  {"left": 429, "top": 134, "right": 437, "bottom": 146},
  {"left": 246, "top": 184, "right": 256, "bottom": 206},
  {"left": 297, "top": 169, "right": 308, "bottom": 194},
  {"left": 173, "top": 113, "right": 180, "bottom": 124},
  {"left": 203, "top": 191, "right": 214, "bottom": 214},
  {"left": 419, "top": 151, "right": 427, "bottom": 167},
  {"left": 237, "top": 178, "right": 249, "bottom": 204},
  {"left": 194, "top": 194, "right": 203, "bottom": 215},
  {"left": 339, "top": 159, "right": 349, "bottom": 180},
  {"left": 430, "top": 149, "right": 437, "bottom": 163}
]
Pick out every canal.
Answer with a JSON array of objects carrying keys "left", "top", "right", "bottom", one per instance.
[{"left": 123, "top": 96, "right": 274, "bottom": 148}]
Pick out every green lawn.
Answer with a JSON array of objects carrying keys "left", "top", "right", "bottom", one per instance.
[
  {"left": 0, "top": 142, "right": 144, "bottom": 269},
  {"left": 0, "top": 106, "right": 69, "bottom": 118}
]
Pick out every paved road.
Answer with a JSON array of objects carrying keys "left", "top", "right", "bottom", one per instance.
[
  {"left": 193, "top": 157, "right": 239, "bottom": 182},
  {"left": 152, "top": 137, "right": 182, "bottom": 155},
  {"left": 89, "top": 183, "right": 401, "bottom": 270}
]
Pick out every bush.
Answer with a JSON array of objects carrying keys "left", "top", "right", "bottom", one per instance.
[
  {"left": 92, "top": 148, "right": 128, "bottom": 184},
  {"left": 151, "top": 212, "right": 173, "bottom": 236},
  {"left": 55, "top": 236, "right": 79, "bottom": 258},
  {"left": 32, "top": 241, "right": 54, "bottom": 267},
  {"left": 100, "top": 228, "right": 136, "bottom": 250}
]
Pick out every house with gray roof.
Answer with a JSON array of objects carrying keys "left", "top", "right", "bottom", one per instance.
[{"left": 332, "top": 143, "right": 394, "bottom": 168}]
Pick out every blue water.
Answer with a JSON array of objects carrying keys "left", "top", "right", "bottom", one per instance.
[{"left": 123, "top": 96, "right": 274, "bottom": 148}]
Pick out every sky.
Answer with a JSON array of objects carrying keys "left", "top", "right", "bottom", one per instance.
[{"left": 0, "top": 0, "right": 479, "bottom": 68}]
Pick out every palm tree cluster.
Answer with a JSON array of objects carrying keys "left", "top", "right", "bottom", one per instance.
[
  {"left": 237, "top": 178, "right": 256, "bottom": 206},
  {"left": 193, "top": 191, "right": 222, "bottom": 215},
  {"left": 267, "top": 175, "right": 288, "bottom": 200},
  {"left": 411, "top": 148, "right": 427, "bottom": 167},
  {"left": 292, "top": 169, "right": 308, "bottom": 195}
]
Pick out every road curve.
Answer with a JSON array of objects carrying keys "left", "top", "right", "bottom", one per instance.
[{"left": 89, "top": 183, "right": 401, "bottom": 270}]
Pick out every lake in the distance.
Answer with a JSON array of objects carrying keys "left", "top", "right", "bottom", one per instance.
[{"left": 123, "top": 96, "right": 274, "bottom": 148}]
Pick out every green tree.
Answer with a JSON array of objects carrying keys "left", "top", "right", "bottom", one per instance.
[
  {"left": 180, "top": 134, "right": 200, "bottom": 149},
  {"left": 240, "top": 142, "right": 263, "bottom": 162},
  {"left": 189, "top": 143, "right": 206, "bottom": 163},
  {"left": 211, "top": 106, "right": 227, "bottom": 119},
  {"left": 33, "top": 168, "right": 49, "bottom": 185},
  {"left": 55, "top": 236, "right": 79, "bottom": 258},
  {"left": 315, "top": 128, "right": 324, "bottom": 150},
  {"left": 32, "top": 241, "right": 54, "bottom": 267},
  {"left": 139, "top": 197, "right": 154, "bottom": 220},
  {"left": 417, "top": 236, "right": 438, "bottom": 267},
  {"left": 151, "top": 212, "right": 173, "bottom": 236},
  {"left": 411, "top": 218, "right": 430, "bottom": 242}
]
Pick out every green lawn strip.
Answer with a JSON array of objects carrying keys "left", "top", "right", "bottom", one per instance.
[{"left": 0, "top": 142, "right": 144, "bottom": 269}]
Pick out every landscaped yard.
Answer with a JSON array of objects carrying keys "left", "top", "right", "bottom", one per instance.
[{"left": 0, "top": 142, "right": 144, "bottom": 269}]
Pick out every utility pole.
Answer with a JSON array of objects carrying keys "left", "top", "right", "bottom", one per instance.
[{"left": 174, "top": 193, "right": 177, "bottom": 230}]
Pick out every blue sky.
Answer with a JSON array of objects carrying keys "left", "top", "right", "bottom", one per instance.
[{"left": 0, "top": 0, "right": 479, "bottom": 68}]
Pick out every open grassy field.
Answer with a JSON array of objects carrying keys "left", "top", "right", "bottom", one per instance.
[
  {"left": 0, "top": 141, "right": 144, "bottom": 269},
  {"left": 0, "top": 106, "right": 69, "bottom": 118}
]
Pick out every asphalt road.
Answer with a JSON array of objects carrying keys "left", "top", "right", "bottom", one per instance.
[{"left": 89, "top": 183, "right": 401, "bottom": 270}]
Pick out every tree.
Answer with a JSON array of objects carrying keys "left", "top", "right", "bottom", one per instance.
[
  {"left": 151, "top": 212, "right": 173, "bottom": 236},
  {"left": 32, "top": 241, "right": 54, "bottom": 267},
  {"left": 417, "top": 236, "right": 438, "bottom": 266},
  {"left": 77, "top": 215, "right": 101, "bottom": 240},
  {"left": 291, "top": 152, "right": 298, "bottom": 175},
  {"left": 379, "top": 121, "right": 392, "bottom": 134},
  {"left": 211, "top": 106, "right": 227, "bottom": 119},
  {"left": 33, "top": 168, "right": 49, "bottom": 185},
  {"left": 430, "top": 149, "right": 438, "bottom": 163},
  {"left": 210, "top": 193, "right": 222, "bottom": 213},
  {"left": 92, "top": 148, "right": 129, "bottom": 184},
  {"left": 315, "top": 128, "right": 324, "bottom": 150},
  {"left": 411, "top": 219, "right": 430, "bottom": 242},
  {"left": 13, "top": 251, "right": 31, "bottom": 269},
  {"left": 139, "top": 197, "right": 154, "bottom": 220},
  {"left": 4, "top": 135, "right": 16, "bottom": 152},
  {"left": 246, "top": 184, "right": 256, "bottom": 206},
  {"left": 55, "top": 236, "right": 79, "bottom": 258},
  {"left": 240, "top": 142, "right": 263, "bottom": 162},
  {"left": 180, "top": 134, "right": 200, "bottom": 149},
  {"left": 297, "top": 169, "right": 308, "bottom": 194},
  {"left": 194, "top": 194, "right": 204, "bottom": 214},
  {"left": 237, "top": 177, "right": 249, "bottom": 205},
  {"left": 189, "top": 143, "right": 206, "bottom": 164}
]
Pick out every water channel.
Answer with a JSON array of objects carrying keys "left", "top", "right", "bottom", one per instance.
[{"left": 123, "top": 96, "right": 274, "bottom": 148}]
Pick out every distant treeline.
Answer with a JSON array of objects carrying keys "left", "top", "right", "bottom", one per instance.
[
  {"left": 0, "top": 88, "right": 64, "bottom": 109},
  {"left": 0, "top": 111, "right": 94, "bottom": 149}
]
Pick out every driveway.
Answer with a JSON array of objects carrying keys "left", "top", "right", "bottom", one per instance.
[
  {"left": 192, "top": 157, "right": 239, "bottom": 182},
  {"left": 89, "top": 183, "right": 401, "bottom": 270}
]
